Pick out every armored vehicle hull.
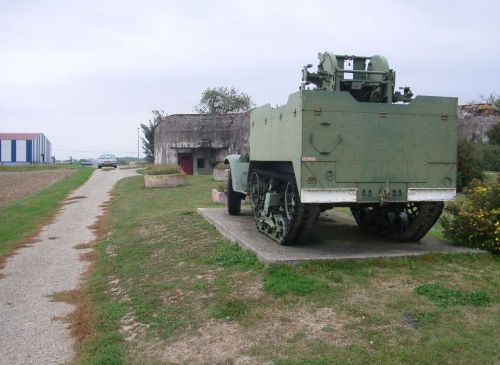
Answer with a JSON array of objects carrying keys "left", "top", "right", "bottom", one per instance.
[{"left": 225, "top": 53, "right": 457, "bottom": 245}]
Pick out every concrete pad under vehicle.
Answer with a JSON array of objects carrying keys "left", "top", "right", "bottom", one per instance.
[{"left": 197, "top": 208, "right": 485, "bottom": 264}]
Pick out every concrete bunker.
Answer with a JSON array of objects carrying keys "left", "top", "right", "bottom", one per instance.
[{"left": 154, "top": 113, "right": 249, "bottom": 175}]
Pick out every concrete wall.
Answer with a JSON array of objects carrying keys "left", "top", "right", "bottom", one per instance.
[{"left": 192, "top": 148, "right": 219, "bottom": 175}]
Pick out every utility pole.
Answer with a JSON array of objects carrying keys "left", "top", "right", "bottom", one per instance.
[{"left": 137, "top": 127, "right": 140, "bottom": 159}]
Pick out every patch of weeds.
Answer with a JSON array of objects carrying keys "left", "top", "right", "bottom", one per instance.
[
  {"left": 192, "top": 282, "right": 207, "bottom": 291},
  {"left": 304, "top": 259, "right": 377, "bottom": 281},
  {"left": 263, "top": 266, "right": 326, "bottom": 296},
  {"left": 415, "top": 284, "right": 491, "bottom": 307},
  {"left": 213, "top": 240, "right": 260, "bottom": 269},
  {"left": 292, "top": 331, "right": 307, "bottom": 341},
  {"left": 415, "top": 310, "right": 441, "bottom": 327},
  {"left": 275, "top": 358, "right": 333, "bottom": 365},
  {"left": 152, "top": 312, "right": 185, "bottom": 338},
  {"left": 177, "top": 210, "right": 194, "bottom": 216},
  {"left": 402, "top": 312, "right": 417, "bottom": 330},
  {"left": 279, "top": 315, "right": 291, "bottom": 323},
  {"left": 464, "top": 252, "right": 481, "bottom": 261},
  {"left": 211, "top": 299, "right": 248, "bottom": 321},
  {"left": 326, "top": 272, "right": 344, "bottom": 283},
  {"left": 321, "top": 325, "right": 334, "bottom": 332},
  {"left": 330, "top": 259, "right": 361, "bottom": 271}
]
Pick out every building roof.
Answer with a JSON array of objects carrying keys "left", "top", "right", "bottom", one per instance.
[
  {"left": 0, "top": 133, "right": 43, "bottom": 140},
  {"left": 459, "top": 103, "right": 499, "bottom": 116}
]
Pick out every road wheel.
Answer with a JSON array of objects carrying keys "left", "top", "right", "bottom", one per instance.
[{"left": 227, "top": 170, "right": 242, "bottom": 215}]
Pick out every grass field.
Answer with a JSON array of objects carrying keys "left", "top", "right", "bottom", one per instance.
[
  {"left": 0, "top": 167, "right": 93, "bottom": 266},
  {"left": 0, "top": 164, "right": 81, "bottom": 172},
  {"left": 75, "top": 175, "right": 499, "bottom": 365}
]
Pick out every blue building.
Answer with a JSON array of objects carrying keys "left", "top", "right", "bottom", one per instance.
[{"left": 0, "top": 133, "right": 52, "bottom": 165}]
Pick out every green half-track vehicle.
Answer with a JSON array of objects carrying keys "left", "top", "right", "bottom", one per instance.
[{"left": 225, "top": 52, "right": 457, "bottom": 245}]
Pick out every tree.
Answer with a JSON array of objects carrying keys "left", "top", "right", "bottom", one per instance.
[
  {"left": 141, "top": 110, "right": 165, "bottom": 163},
  {"left": 486, "top": 121, "right": 500, "bottom": 145},
  {"left": 482, "top": 93, "right": 500, "bottom": 110},
  {"left": 457, "top": 139, "right": 483, "bottom": 191},
  {"left": 194, "top": 86, "right": 255, "bottom": 114}
]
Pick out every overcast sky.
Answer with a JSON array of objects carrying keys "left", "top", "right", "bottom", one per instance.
[{"left": 1, "top": 1, "right": 499, "bottom": 160}]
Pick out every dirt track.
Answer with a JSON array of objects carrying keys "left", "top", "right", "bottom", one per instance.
[
  {"left": 0, "top": 170, "right": 75, "bottom": 207},
  {"left": 0, "top": 168, "right": 137, "bottom": 365}
]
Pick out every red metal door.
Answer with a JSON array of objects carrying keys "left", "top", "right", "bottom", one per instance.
[{"left": 177, "top": 153, "right": 193, "bottom": 175}]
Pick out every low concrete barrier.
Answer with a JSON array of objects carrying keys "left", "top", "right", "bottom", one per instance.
[
  {"left": 211, "top": 188, "right": 227, "bottom": 204},
  {"left": 213, "top": 168, "right": 228, "bottom": 181}
]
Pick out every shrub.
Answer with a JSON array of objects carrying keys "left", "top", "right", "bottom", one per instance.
[
  {"left": 441, "top": 179, "right": 500, "bottom": 254},
  {"left": 477, "top": 143, "right": 500, "bottom": 171},
  {"left": 144, "top": 164, "right": 182, "bottom": 175},
  {"left": 214, "top": 162, "right": 228, "bottom": 170},
  {"left": 457, "top": 139, "right": 483, "bottom": 191}
]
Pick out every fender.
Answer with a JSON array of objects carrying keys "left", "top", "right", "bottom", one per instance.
[{"left": 224, "top": 154, "right": 249, "bottom": 194}]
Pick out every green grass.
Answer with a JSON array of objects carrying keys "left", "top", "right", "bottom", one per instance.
[
  {"left": 77, "top": 175, "right": 500, "bottom": 365},
  {"left": 415, "top": 283, "right": 491, "bottom": 307},
  {"left": 212, "top": 239, "right": 259, "bottom": 268},
  {"left": 210, "top": 299, "right": 249, "bottom": 321},
  {"left": 0, "top": 168, "right": 93, "bottom": 263},
  {"left": 263, "top": 266, "right": 327, "bottom": 295}
]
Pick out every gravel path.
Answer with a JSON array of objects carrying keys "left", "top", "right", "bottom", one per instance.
[
  {"left": 0, "top": 168, "right": 137, "bottom": 365},
  {"left": 0, "top": 170, "right": 75, "bottom": 207}
]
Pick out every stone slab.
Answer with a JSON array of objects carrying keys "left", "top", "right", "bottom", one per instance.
[{"left": 197, "top": 207, "right": 485, "bottom": 264}]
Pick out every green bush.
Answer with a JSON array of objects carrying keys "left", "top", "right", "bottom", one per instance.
[
  {"left": 214, "top": 162, "right": 228, "bottom": 170},
  {"left": 441, "top": 179, "right": 500, "bottom": 254},
  {"left": 477, "top": 143, "right": 500, "bottom": 171},
  {"left": 457, "top": 139, "right": 483, "bottom": 191},
  {"left": 144, "top": 164, "right": 182, "bottom": 175}
]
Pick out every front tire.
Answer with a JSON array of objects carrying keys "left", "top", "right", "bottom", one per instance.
[{"left": 227, "top": 170, "right": 242, "bottom": 215}]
